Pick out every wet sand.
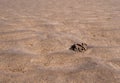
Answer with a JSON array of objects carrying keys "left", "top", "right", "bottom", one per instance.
[{"left": 0, "top": 0, "right": 120, "bottom": 83}]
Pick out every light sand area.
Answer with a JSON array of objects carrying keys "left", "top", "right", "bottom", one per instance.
[{"left": 0, "top": 0, "right": 120, "bottom": 83}]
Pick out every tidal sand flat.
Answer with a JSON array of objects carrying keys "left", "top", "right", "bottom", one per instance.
[{"left": 0, "top": 0, "right": 120, "bottom": 83}]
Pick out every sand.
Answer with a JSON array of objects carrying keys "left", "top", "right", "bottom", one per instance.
[{"left": 0, "top": 0, "right": 120, "bottom": 83}]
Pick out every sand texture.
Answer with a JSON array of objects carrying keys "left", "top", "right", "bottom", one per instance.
[{"left": 0, "top": 0, "right": 120, "bottom": 83}]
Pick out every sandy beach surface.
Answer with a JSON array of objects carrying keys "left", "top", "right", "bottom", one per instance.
[{"left": 0, "top": 0, "right": 120, "bottom": 83}]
